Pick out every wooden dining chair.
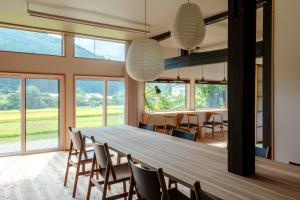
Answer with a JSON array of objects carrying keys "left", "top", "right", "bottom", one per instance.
[
  {"left": 203, "top": 112, "right": 224, "bottom": 138},
  {"left": 255, "top": 146, "right": 270, "bottom": 158},
  {"left": 155, "top": 114, "right": 180, "bottom": 135},
  {"left": 138, "top": 121, "right": 155, "bottom": 131},
  {"left": 86, "top": 136, "right": 131, "bottom": 200},
  {"left": 127, "top": 154, "right": 189, "bottom": 200},
  {"left": 179, "top": 113, "right": 202, "bottom": 139},
  {"left": 169, "top": 128, "right": 196, "bottom": 189},
  {"left": 64, "top": 127, "right": 93, "bottom": 198},
  {"left": 194, "top": 181, "right": 219, "bottom": 200}
]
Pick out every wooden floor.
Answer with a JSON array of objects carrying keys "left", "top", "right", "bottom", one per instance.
[
  {"left": 198, "top": 132, "right": 227, "bottom": 148},
  {"left": 0, "top": 151, "right": 190, "bottom": 200}
]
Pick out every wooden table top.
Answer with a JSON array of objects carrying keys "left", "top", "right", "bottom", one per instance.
[{"left": 78, "top": 125, "right": 300, "bottom": 200}]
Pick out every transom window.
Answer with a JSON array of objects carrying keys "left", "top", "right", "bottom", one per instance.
[
  {"left": 144, "top": 81, "right": 189, "bottom": 111},
  {"left": 0, "top": 27, "right": 63, "bottom": 56},
  {"left": 195, "top": 82, "right": 227, "bottom": 109},
  {"left": 74, "top": 36, "right": 125, "bottom": 61}
]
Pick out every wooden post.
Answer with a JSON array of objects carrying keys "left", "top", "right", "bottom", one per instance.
[{"left": 227, "top": 0, "right": 257, "bottom": 176}]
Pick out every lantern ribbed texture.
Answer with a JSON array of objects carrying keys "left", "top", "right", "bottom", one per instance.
[
  {"left": 171, "top": 3, "right": 206, "bottom": 50},
  {"left": 126, "top": 39, "right": 164, "bottom": 82}
]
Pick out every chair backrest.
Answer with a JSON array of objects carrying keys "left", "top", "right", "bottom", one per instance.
[
  {"left": 127, "top": 155, "right": 165, "bottom": 200},
  {"left": 91, "top": 136, "right": 114, "bottom": 177},
  {"left": 255, "top": 146, "right": 269, "bottom": 158},
  {"left": 194, "top": 181, "right": 214, "bottom": 200},
  {"left": 138, "top": 122, "right": 155, "bottom": 131},
  {"left": 172, "top": 129, "right": 196, "bottom": 141},
  {"left": 69, "top": 127, "right": 83, "bottom": 150}
]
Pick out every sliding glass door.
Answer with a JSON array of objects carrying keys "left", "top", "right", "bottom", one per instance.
[
  {"left": 0, "top": 77, "right": 22, "bottom": 154},
  {"left": 25, "top": 78, "right": 60, "bottom": 151},
  {"left": 75, "top": 77, "right": 125, "bottom": 127},
  {"left": 0, "top": 74, "right": 64, "bottom": 156},
  {"left": 76, "top": 79, "right": 104, "bottom": 128},
  {"left": 107, "top": 80, "right": 125, "bottom": 126}
]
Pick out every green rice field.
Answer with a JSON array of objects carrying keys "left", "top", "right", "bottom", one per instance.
[{"left": 0, "top": 106, "right": 124, "bottom": 144}]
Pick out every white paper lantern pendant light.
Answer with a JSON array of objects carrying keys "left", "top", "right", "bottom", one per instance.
[
  {"left": 171, "top": 0, "right": 206, "bottom": 50},
  {"left": 126, "top": 0, "right": 164, "bottom": 82}
]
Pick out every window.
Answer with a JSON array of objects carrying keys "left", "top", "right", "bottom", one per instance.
[
  {"left": 195, "top": 83, "right": 227, "bottom": 109},
  {"left": 144, "top": 82, "right": 189, "bottom": 111},
  {"left": 75, "top": 77, "right": 125, "bottom": 128},
  {"left": 0, "top": 27, "right": 63, "bottom": 56},
  {"left": 74, "top": 36, "right": 125, "bottom": 61},
  {"left": 0, "top": 74, "right": 64, "bottom": 155}
]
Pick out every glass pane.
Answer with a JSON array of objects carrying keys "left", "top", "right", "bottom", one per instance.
[
  {"left": 26, "top": 79, "right": 59, "bottom": 151},
  {"left": 95, "top": 40, "right": 125, "bottom": 61},
  {"left": 74, "top": 37, "right": 96, "bottom": 59},
  {"left": 0, "top": 27, "right": 63, "bottom": 56},
  {"left": 107, "top": 81, "right": 125, "bottom": 126},
  {"left": 145, "top": 82, "right": 187, "bottom": 111},
  {"left": 74, "top": 36, "right": 125, "bottom": 61},
  {"left": 0, "top": 77, "right": 21, "bottom": 154},
  {"left": 76, "top": 80, "right": 104, "bottom": 128},
  {"left": 195, "top": 84, "right": 227, "bottom": 109}
]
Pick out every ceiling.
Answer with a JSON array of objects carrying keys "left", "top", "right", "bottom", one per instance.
[{"left": 0, "top": 0, "right": 262, "bottom": 50}]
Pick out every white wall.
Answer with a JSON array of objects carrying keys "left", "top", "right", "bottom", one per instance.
[{"left": 273, "top": 0, "right": 300, "bottom": 163}]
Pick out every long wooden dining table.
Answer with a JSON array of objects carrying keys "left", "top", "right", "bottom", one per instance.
[{"left": 78, "top": 125, "right": 300, "bottom": 200}]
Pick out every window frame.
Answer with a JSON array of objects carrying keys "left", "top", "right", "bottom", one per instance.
[
  {"left": 144, "top": 80, "right": 191, "bottom": 112},
  {"left": 73, "top": 35, "right": 126, "bottom": 62},
  {"left": 0, "top": 25, "right": 65, "bottom": 57},
  {"left": 0, "top": 72, "right": 65, "bottom": 157},
  {"left": 74, "top": 75, "right": 125, "bottom": 128},
  {"left": 194, "top": 80, "right": 228, "bottom": 110}
]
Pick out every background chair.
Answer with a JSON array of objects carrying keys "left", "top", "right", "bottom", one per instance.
[
  {"left": 255, "top": 146, "right": 270, "bottom": 158},
  {"left": 203, "top": 112, "right": 224, "bottom": 138},
  {"left": 64, "top": 127, "right": 93, "bottom": 198},
  {"left": 179, "top": 113, "right": 202, "bottom": 140},
  {"left": 127, "top": 154, "right": 189, "bottom": 200},
  {"left": 86, "top": 136, "right": 131, "bottom": 200},
  {"left": 138, "top": 121, "right": 155, "bottom": 131},
  {"left": 171, "top": 128, "right": 196, "bottom": 142},
  {"left": 155, "top": 114, "right": 184, "bottom": 135}
]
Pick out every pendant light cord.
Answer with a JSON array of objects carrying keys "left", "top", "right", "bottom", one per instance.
[{"left": 144, "top": 0, "right": 147, "bottom": 39}]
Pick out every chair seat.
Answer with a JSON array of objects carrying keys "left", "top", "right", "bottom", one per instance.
[
  {"left": 168, "top": 188, "right": 190, "bottom": 200},
  {"left": 100, "top": 163, "right": 131, "bottom": 182},
  {"left": 71, "top": 150, "right": 94, "bottom": 163},
  {"left": 156, "top": 124, "right": 176, "bottom": 129},
  {"left": 203, "top": 121, "right": 223, "bottom": 126}
]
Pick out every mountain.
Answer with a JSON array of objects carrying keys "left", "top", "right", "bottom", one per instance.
[{"left": 0, "top": 27, "right": 102, "bottom": 58}]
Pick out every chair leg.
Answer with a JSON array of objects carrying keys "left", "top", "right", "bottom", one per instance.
[
  {"left": 102, "top": 182, "right": 108, "bottom": 200},
  {"left": 128, "top": 177, "right": 134, "bottom": 200},
  {"left": 72, "top": 162, "right": 81, "bottom": 198},
  {"left": 117, "top": 154, "right": 121, "bottom": 165},
  {"left": 123, "top": 181, "right": 127, "bottom": 200},
  {"left": 64, "top": 143, "right": 73, "bottom": 186},
  {"left": 86, "top": 177, "right": 93, "bottom": 200},
  {"left": 64, "top": 162, "right": 70, "bottom": 186},
  {"left": 168, "top": 178, "right": 171, "bottom": 189}
]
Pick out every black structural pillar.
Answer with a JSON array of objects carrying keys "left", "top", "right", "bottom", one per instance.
[
  {"left": 262, "top": 0, "right": 273, "bottom": 154},
  {"left": 227, "top": 0, "right": 257, "bottom": 176}
]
